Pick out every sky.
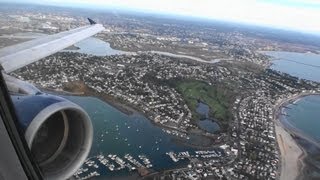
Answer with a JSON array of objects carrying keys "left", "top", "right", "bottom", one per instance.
[{"left": 3, "top": 0, "right": 320, "bottom": 34}]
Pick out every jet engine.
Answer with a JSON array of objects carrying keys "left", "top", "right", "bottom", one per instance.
[{"left": 11, "top": 94, "right": 93, "bottom": 180}]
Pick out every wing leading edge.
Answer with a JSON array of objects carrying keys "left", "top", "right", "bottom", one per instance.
[{"left": 0, "top": 22, "right": 105, "bottom": 73}]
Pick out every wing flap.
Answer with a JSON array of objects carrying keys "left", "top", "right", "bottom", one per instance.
[{"left": 0, "top": 24, "right": 105, "bottom": 73}]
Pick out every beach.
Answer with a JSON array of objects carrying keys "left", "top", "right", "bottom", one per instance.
[
  {"left": 273, "top": 92, "right": 320, "bottom": 180},
  {"left": 274, "top": 122, "right": 304, "bottom": 180}
]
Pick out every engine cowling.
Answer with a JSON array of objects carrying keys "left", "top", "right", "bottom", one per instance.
[{"left": 11, "top": 94, "right": 93, "bottom": 180}]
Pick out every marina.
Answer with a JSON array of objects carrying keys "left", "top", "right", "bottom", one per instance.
[
  {"left": 63, "top": 96, "right": 228, "bottom": 179},
  {"left": 74, "top": 153, "right": 152, "bottom": 179},
  {"left": 75, "top": 147, "right": 227, "bottom": 179},
  {"left": 62, "top": 96, "right": 199, "bottom": 178}
]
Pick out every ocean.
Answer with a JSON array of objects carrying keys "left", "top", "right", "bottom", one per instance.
[
  {"left": 265, "top": 51, "right": 320, "bottom": 179},
  {"left": 283, "top": 95, "right": 320, "bottom": 143},
  {"left": 264, "top": 51, "right": 320, "bottom": 143},
  {"left": 265, "top": 51, "right": 320, "bottom": 82}
]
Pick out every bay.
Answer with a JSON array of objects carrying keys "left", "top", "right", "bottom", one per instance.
[
  {"left": 264, "top": 51, "right": 320, "bottom": 142},
  {"left": 264, "top": 51, "right": 320, "bottom": 82},
  {"left": 266, "top": 51, "right": 320, "bottom": 178},
  {"left": 284, "top": 95, "right": 320, "bottom": 143},
  {"left": 63, "top": 96, "right": 195, "bottom": 177}
]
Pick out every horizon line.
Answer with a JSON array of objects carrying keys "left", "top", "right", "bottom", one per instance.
[{"left": 1, "top": 1, "right": 320, "bottom": 37}]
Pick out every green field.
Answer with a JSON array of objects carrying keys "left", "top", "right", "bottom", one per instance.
[{"left": 175, "top": 80, "right": 233, "bottom": 123}]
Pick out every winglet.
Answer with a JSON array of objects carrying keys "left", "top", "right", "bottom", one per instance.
[{"left": 88, "top": 18, "right": 97, "bottom": 25}]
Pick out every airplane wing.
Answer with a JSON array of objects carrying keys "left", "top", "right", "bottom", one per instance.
[
  {"left": 0, "top": 20, "right": 105, "bottom": 73},
  {"left": 0, "top": 19, "right": 104, "bottom": 180}
]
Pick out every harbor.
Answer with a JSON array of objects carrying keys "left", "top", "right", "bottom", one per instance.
[
  {"left": 63, "top": 96, "right": 230, "bottom": 179},
  {"left": 75, "top": 147, "right": 228, "bottom": 179}
]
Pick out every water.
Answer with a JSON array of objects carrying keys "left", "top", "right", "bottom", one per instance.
[
  {"left": 283, "top": 95, "right": 320, "bottom": 143},
  {"left": 63, "top": 37, "right": 219, "bottom": 64},
  {"left": 196, "top": 102, "right": 210, "bottom": 118},
  {"left": 63, "top": 96, "right": 195, "bottom": 176},
  {"left": 265, "top": 51, "right": 320, "bottom": 178},
  {"left": 58, "top": 36, "right": 225, "bottom": 178},
  {"left": 264, "top": 51, "right": 320, "bottom": 82},
  {"left": 196, "top": 102, "right": 220, "bottom": 133},
  {"left": 282, "top": 95, "right": 320, "bottom": 179},
  {"left": 198, "top": 120, "right": 220, "bottom": 134},
  {"left": 63, "top": 37, "right": 130, "bottom": 56},
  {"left": 265, "top": 51, "right": 320, "bottom": 141}
]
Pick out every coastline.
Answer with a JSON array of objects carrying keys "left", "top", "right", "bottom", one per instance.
[
  {"left": 274, "top": 122, "right": 304, "bottom": 180},
  {"left": 44, "top": 81, "right": 320, "bottom": 180},
  {"left": 41, "top": 82, "right": 136, "bottom": 116},
  {"left": 273, "top": 92, "right": 320, "bottom": 180}
]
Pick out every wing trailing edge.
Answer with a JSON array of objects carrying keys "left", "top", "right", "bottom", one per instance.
[{"left": 0, "top": 22, "right": 105, "bottom": 73}]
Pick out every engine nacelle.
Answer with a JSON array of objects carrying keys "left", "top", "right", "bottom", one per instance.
[{"left": 11, "top": 94, "right": 93, "bottom": 180}]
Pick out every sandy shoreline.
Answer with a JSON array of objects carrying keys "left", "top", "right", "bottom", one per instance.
[
  {"left": 45, "top": 82, "right": 320, "bottom": 180},
  {"left": 274, "top": 122, "right": 304, "bottom": 180},
  {"left": 274, "top": 92, "right": 320, "bottom": 180}
]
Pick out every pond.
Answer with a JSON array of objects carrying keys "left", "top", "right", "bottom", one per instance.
[{"left": 196, "top": 101, "right": 220, "bottom": 133}]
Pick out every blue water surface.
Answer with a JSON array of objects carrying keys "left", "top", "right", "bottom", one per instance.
[
  {"left": 264, "top": 51, "right": 320, "bottom": 82},
  {"left": 64, "top": 96, "right": 195, "bottom": 176},
  {"left": 265, "top": 51, "right": 320, "bottom": 143}
]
